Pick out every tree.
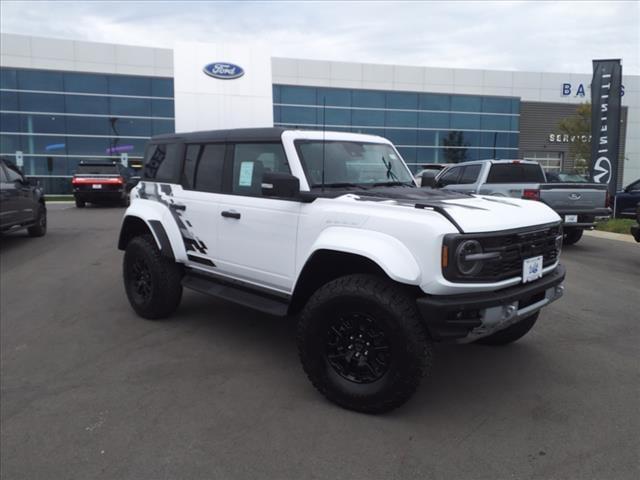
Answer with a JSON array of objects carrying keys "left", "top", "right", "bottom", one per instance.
[
  {"left": 442, "top": 131, "right": 469, "bottom": 164},
  {"left": 557, "top": 103, "right": 591, "bottom": 173}
]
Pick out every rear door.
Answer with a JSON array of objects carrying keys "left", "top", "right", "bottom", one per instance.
[{"left": 215, "top": 142, "right": 301, "bottom": 293}]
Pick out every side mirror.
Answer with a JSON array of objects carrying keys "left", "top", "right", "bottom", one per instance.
[
  {"left": 421, "top": 172, "right": 438, "bottom": 188},
  {"left": 262, "top": 172, "right": 300, "bottom": 198}
]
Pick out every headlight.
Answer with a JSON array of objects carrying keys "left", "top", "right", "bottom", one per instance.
[{"left": 455, "top": 240, "right": 484, "bottom": 276}]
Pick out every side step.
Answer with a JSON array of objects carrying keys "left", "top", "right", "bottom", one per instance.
[{"left": 182, "top": 272, "right": 290, "bottom": 317}]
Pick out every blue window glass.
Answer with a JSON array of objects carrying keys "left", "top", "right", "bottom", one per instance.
[
  {"left": 384, "top": 129, "right": 417, "bottom": 146},
  {"left": 152, "top": 119, "right": 174, "bottom": 135},
  {"left": 481, "top": 97, "right": 512, "bottom": 114},
  {"left": 397, "top": 147, "right": 416, "bottom": 164},
  {"left": 317, "top": 88, "right": 351, "bottom": 107},
  {"left": 494, "top": 149, "right": 516, "bottom": 160},
  {"left": 66, "top": 136, "right": 110, "bottom": 155},
  {"left": 66, "top": 115, "right": 109, "bottom": 136},
  {"left": 460, "top": 131, "right": 480, "bottom": 146},
  {"left": 480, "top": 132, "right": 500, "bottom": 148},
  {"left": 0, "top": 134, "right": 22, "bottom": 153},
  {"left": 416, "top": 148, "right": 436, "bottom": 164},
  {"left": 385, "top": 110, "right": 417, "bottom": 128},
  {"left": 1, "top": 91, "right": 18, "bottom": 110},
  {"left": 450, "top": 113, "right": 481, "bottom": 129},
  {"left": 419, "top": 93, "right": 450, "bottom": 111},
  {"left": 464, "top": 148, "right": 480, "bottom": 161},
  {"left": 324, "top": 108, "right": 351, "bottom": 126},
  {"left": 23, "top": 135, "right": 68, "bottom": 155},
  {"left": 108, "top": 75, "right": 152, "bottom": 96},
  {"left": 0, "top": 68, "right": 18, "bottom": 89},
  {"left": 272, "top": 85, "right": 281, "bottom": 104},
  {"left": 0, "top": 113, "right": 20, "bottom": 132},
  {"left": 352, "top": 109, "right": 384, "bottom": 127},
  {"left": 478, "top": 149, "right": 494, "bottom": 161},
  {"left": 279, "top": 105, "right": 317, "bottom": 125},
  {"left": 493, "top": 132, "right": 518, "bottom": 148},
  {"left": 351, "top": 127, "right": 385, "bottom": 137},
  {"left": 19, "top": 92, "right": 65, "bottom": 112},
  {"left": 20, "top": 113, "right": 66, "bottom": 134},
  {"left": 111, "top": 118, "right": 152, "bottom": 136},
  {"left": 451, "top": 95, "right": 482, "bottom": 112},
  {"left": 151, "top": 99, "right": 174, "bottom": 117},
  {"left": 280, "top": 86, "right": 316, "bottom": 105},
  {"left": 511, "top": 116, "right": 519, "bottom": 131},
  {"left": 17, "top": 69, "right": 64, "bottom": 91},
  {"left": 481, "top": 115, "right": 512, "bottom": 131},
  {"left": 352, "top": 90, "right": 385, "bottom": 108},
  {"left": 417, "top": 130, "right": 437, "bottom": 145},
  {"left": 110, "top": 97, "right": 151, "bottom": 117},
  {"left": 386, "top": 92, "right": 417, "bottom": 109},
  {"left": 511, "top": 99, "right": 520, "bottom": 114},
  {"left": 152, "top": 78, "right": 173, "bottom": 97},
  {"left": 273, "top": 105, "right": 281, "bottom": 123},
  {"left": 419, "top": 112, "right": 449, "bottom": 129},
  {"left": 65, "top": 94, "right": 109, "bottom": 114},
  {"left": 64, "top": 72, "right": 108, "bottom": 94}
]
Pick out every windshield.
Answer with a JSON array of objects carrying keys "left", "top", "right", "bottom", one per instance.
[{"left": 295, "top": 140, "right": 414, "bottom": 188}]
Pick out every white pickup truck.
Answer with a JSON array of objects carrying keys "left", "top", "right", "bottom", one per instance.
[
  {"left": 423, "top": 159, "right": 611, "bottom": 245},
  {"left": 118, "top": 128, "right": 565, "bottom": 413}
]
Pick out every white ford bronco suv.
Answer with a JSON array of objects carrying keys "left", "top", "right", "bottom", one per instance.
[{"left": 118, "top": 128, "right": 566, "bottom": 413}]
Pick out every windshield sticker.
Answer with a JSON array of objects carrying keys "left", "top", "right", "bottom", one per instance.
[
  {"left": 239, "top": 162, "right": 254, "bottom": 187},
  {"left": 389, "top": 153, "right": 398, "bottom": 160}
]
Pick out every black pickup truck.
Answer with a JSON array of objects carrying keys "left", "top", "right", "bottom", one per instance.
[
  {"left": 0, "top": 157, "right": 47, "bottom": 237},
  {"left": 72, "top": 161, "right": 138, "bottom": 208}
]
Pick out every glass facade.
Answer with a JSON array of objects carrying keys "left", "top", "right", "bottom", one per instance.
[
  {"left": 273, "top": 85, "right": 520, "bottom": 171},
  {"left": 0, "top": 67, "right": 174, "bottom": 192}
]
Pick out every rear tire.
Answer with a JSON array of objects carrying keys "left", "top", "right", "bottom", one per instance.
[
  {"left": 475, "top": 312, "right": 539, "bottom": 346},
  {"left": 297, "top": 274, "right": 432, "bottom": 414},
  {"left": 75, "top": 198, "right": 85, "bottom": 208},
  {"left": 123, "top": 234, "right": 183, "bottom": 320},
  {"left": 563, "top": 228, "right": 583, "bottom": 245},
  {"left": 27, "top": 204, "right": 47, "bottom": 237}
]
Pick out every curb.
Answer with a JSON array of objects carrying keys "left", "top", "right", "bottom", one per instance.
[{"left": 584, "top": 229, "right": 636, "bottom": 244}]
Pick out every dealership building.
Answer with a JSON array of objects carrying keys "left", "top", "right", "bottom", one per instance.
[{"left": 1, "top": 33, "right": 638, "bottom": 194}]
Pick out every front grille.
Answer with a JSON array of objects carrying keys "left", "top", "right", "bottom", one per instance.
[{"left": 474, "top": 224, "right": 561, "bottom": 281}]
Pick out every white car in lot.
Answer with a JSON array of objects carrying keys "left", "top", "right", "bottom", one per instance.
[{"left": 118, "top": 128, "right": 565, "bottom": 413}]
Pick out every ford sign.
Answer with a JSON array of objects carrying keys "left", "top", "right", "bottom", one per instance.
[{"left": 203, "top": 62, "right": 244, "bottom": 80}]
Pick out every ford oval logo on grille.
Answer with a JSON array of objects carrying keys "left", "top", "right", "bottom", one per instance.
[
  {"left": 568, "top": 193, "right": 582, "bottom": 200},
  {"left": 203, "top": 62, "right": 244, "bottom": 80}
]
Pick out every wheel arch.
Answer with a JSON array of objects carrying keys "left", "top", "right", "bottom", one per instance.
[{"left": 118, "top": 215, "right": 175, "bottom": 261}]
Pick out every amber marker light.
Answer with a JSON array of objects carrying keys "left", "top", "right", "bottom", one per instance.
[{"left": 442, "top": 244, "right": 449, "bottom": 268}]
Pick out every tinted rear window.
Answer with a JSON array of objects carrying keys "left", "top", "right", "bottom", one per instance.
[
  {"left": 76, "top": 164, "right": 118, "bottom": 175},
  {"left": 143, "top": 143, "right": 182, "bottom": 182},
  {"left": 486, "top": 163, "right": 545, "bottom": 183}
]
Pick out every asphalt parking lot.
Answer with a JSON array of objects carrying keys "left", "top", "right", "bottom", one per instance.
[{"left": 1, "top": 204, "right": 639, "bottom": 480}]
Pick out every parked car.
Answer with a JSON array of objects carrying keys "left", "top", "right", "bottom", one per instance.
[
  {"left": 631, "top": 203, "right": 640, "bottom": 242},
  {"left": 0, "top": 157, "right": 47, "bottom": 237},
  {"left": 414, "top": 163, "right": 449, "bottom": 186},
  {"left": 118, "top": 128, "right": 565, "bottom": 413},
  {"left": 613, "top": 179, "right": 640, "bottom": 218},
  {"left": 72, "top": 161, "right": 138, "bottom": 208},
  {"left": 425, "top": 159, "right": 611, "bottom": 245}
]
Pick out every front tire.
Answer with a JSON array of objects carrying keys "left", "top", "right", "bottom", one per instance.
[
  {"left": 27, "top": 204, "right": 47, "bottom": 237},
  {"left": 475, "top": 312, "right": 539, "bottom": 346},
  {"left": 563, "top": 228, "right": 583, "bottom": 245},
  {"left": 297, "top": 274, "right": 432, "bottom": 414},
  {"left": 123, "top": 234, "right": 183, "bottom": 319}
]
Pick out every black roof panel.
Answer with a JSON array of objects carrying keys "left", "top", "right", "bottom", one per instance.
[{"left": 151, "top": 127, "right": 288, "bottom": 144}]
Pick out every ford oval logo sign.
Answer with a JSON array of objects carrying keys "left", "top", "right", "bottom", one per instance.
[{"left": 203, "top": 62, "right": 244, "bottom": 80}]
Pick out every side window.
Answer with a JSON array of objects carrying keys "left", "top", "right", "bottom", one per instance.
[
  {"left": 143, "top": 143, "right": 181, "bottom": 183},
  {"left": 231, "top": 143, "right": 289, "bottom": 197},
  {"left": 438, "top": 167, "right": 461, "bottom": 186},
  {"left": 459, "top": 165, "right": 481, "bottom": 184},
  {"left": 629, "top": 180, "right": 640, "bottom": 192},
  {"left": 194, "top": 144, "right": 225, "bottom": 193},
  {"left": 182, "top": 144, "right": 201, "bottom": 190}
]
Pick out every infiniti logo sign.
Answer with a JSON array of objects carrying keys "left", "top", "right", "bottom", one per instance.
[
  {"left": 593, "top": 157, "right": 612, "bottom": 184},
  {"left": 203, "top": 62, "right": 245, "bottom": 80}
]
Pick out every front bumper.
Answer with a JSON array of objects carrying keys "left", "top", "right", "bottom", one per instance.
[
  {"left": 416, "top": 264, "right": 566, "bottom": 342},
  {"left": 556, "top": 208, "right": 611, "bottom": 228}
]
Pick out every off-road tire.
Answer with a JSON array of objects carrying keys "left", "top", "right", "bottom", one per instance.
[
  {"left": 27, "top": 204, "right": 47, "bottom": 237},
  {"left": 297, "top": 274, "right": 432, "bottom": 414},
  {"left": 563, "top": 228, "right": 583, "bottom": 246},
  {"left": 75, "top": 198, "right": 85, "bottom": 208},
  {"left": 475, "top": 312, "right": 539, "bottom": 346},
  {"left": 123, "top": 234, "right": 183, "bottom": 320}
]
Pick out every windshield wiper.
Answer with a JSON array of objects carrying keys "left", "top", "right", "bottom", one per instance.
[
  {"left": 312, "top": 182, "right": 368, "bottom": 189},
  {"left": 381, "top": 155, "right": 399, "bottom": 181},
  {"left": 371, "top": 181, "right": 414, "bottom": 187}
]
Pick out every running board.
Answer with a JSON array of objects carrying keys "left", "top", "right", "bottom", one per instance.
[{"left": 182, "top": 272, "right": 290, "bottom": 317}]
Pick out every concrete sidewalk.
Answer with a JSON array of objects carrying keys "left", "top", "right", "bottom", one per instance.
[{"left": 584, "top": 229, "right": 636, "bottom": 243}]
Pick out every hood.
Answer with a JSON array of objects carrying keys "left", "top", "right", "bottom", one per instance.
[{"left": 353, "top": 187, "right": 561, "bottom": 233}]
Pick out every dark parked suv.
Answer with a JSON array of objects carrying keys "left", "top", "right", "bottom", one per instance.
[
  {"left": 72, "top": 161, "right": 137, "bottom": 208},
  {"left": 0, "top": 158, "right": 47, "bottom": 237}
]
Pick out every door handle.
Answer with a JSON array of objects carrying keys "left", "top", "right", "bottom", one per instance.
[
  {"left": 221, "top": 210, "right": 241, "bottom": 219},
  {"left": 171, "top": 204, "right": 186, "bottom": 211}
]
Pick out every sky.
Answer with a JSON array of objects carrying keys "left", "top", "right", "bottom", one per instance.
[{"left": 1, "top": 0, "right": 639, "bottom": 74}]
